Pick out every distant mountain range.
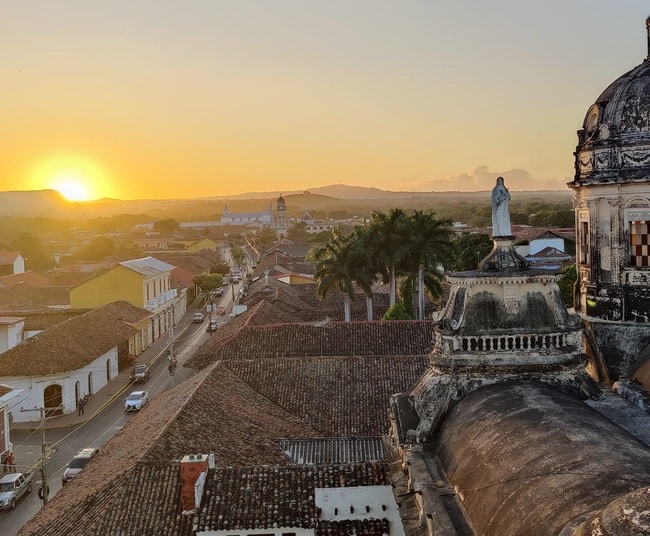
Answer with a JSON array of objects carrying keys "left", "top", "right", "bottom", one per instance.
[{"left": 0, "top": 185, "right": 572, "bottom": 219}]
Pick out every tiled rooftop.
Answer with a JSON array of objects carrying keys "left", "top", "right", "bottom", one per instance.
[
  {"left": 145, "top": 364, "right": 320, "bottom": 465},
  {"left": 228, "top": 355, "right": 428, "bottom": 436},
  {"left": 0, "top": 285, "right": 70, "bottom": 312},
  {"left": 0, "top": 301, "right": 143, "bottom": 375},
  {"left": 196, "top": 462, "right": 390, "bottom": 533},
  {"left": 210, "top": 321, "right": 433, "bottom": 361},
  {"left": 0, "top": 271, "right": 51, "bottom": 288}
]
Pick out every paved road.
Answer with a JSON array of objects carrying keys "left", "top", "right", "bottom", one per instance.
[{"left": 0, "top": 303, "right": 230, "bottom": 536}]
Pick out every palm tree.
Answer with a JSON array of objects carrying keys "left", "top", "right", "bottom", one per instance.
[
  {"left": 313, "top": 231, "right": 363, "bottom": 321},
  {"left": 369, "top": 208, "right": 409, "bottom": 307},
  {"left": 400, "top": 210, "right": 454, "bottom": 320},
  {"left": 347, "top": 226, "right": 378, "bottom": 321}
]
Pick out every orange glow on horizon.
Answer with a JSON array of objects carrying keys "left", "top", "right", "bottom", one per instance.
[{"left": 29, "top": 155, "right": 113, "bottom": 201}]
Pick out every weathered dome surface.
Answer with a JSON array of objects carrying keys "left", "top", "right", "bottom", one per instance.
[
  {"left": 435, "top": 381, "right": 650, "bottom": 536},
  {"left": 571, "top": 18, "right": 650, "bottom": 186}
]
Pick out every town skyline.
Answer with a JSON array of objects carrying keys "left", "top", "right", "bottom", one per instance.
[{"left": 2, "top": 2, "right": 648, "bottom": 201}]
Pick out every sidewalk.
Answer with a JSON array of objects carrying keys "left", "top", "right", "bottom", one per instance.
[{"left": 11, "top": 307, "right": 197, "bottom": 432}]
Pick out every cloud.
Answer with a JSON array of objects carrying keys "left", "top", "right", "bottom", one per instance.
[{"left": 408, "top": 166, "right": 571, "bottom": 192}]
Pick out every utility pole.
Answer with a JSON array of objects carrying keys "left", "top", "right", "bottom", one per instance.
[
  {"left": 167, "top": 308, "right": 175, "bottom": 361},
  {"left": 20, "top": 406, "right": 62, "bottom": 506}
]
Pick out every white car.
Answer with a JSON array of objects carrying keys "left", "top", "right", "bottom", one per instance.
[{"left": 124, "top": 390, "right": 149, "bottom": 412}]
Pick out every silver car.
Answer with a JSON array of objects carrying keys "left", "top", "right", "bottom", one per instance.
[{"left": 124, "top": 390, "right": 149, "bottom": 412}]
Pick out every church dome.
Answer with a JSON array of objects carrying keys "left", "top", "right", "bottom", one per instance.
[{"left": 571, "top": 16, "right": 650, "bottom": 186}]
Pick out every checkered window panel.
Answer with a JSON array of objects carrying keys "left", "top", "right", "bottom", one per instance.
[{"left": 631, "top": 221, "right": 650, "bottom": 267}]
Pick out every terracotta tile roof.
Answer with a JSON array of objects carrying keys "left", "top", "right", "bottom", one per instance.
[
  {"left": 0, "top": 301, "right": 140, "bottom": 375},
  {"left": 0, "top": 384, "right": 14, "bottom": 397},
  {"left": 154, "top": 251, "right": 219, "bottom": 276},
  {"left": 170, "top": 265, "right": 195, "bottom": 287},
  {"left": 245, "top": 300, "right": 304, "bottom": 325},
  {"left": 0, "top": 251, "right": 21, "bottom": 264},
  {"left": 196, "top": 462, "right": 390, "bottom": 532},
  {"left": 211, "top": 321, "right": 433, "bottom": 361},
  {"left": 22, "top": 310, "right": 88, "bottom": 331},
  {"left": 0, "top": 285, "right": 70, "bottom": 312},
  {"left": 146, "top": 364, "right": 320, "bottom": 465},
  {"left": 0, "top": 271, "right": 51, "bottom": 288},
  {"left": 17, "top": 367, "right": 214, "bottom": 536},
  {"left": 228, "top": 355, "right": 428, "bottom": 436},
  {"left": 97, "top": 300, "right": 152, "bottom": 325},
  {"left": 18, "top": 360, "right": 323, "bottom": 535}
]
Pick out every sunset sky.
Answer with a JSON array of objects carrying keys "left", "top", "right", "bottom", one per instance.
[{"left": 1, "top": 1, "right": 649, "bottom": 201}]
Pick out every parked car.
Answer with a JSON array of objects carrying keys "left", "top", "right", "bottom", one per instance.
[
  {"left": 124, "top": 390, "right": 149, "bottom": 412},
  {"left": 0, "top": 472, "right": 34, "bottom": 509},
  {"left": 206, "top": 320, "right": 218, "bottom": 332},
  {"left": 62, "top": 447, "right": 99, "bottom": 485},
  {"left": 129, "top": 363, "right": 150, "bottom": 383},
  {"left": 214, "top": 288, "right": 223, "bottom": 297},
  {"left": 192, "top": 312, "right": 205, "bottom": 323}
]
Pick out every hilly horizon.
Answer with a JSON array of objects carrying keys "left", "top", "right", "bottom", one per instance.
[{"left": 0, "top": 185, "right": 572, "bottom": 220}]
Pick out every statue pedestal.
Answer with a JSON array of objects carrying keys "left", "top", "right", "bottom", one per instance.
[{"left": 478, "top": 236, "right": 528, "bottom": 272}]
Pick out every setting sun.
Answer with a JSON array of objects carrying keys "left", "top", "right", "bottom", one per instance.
[
  {"left": 51, "top": 173, "right": 94, "bottom": 201},
  {"left": 28, "top": 155, "right": 112, "bottom": 201}
]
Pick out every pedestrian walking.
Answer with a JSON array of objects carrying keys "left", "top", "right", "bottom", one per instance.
[
  {"left": 6, "top": 451, "right": 15, "bottom": 473},
  {"left": 78, "top": 397, "right": 85, "bottom": 416}
]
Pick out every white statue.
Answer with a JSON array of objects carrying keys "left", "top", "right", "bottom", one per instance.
[{"left": 491, "top": 176, "right": 511, "bottom": 237}]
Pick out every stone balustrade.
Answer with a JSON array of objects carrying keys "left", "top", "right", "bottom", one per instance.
[{"left": 438, "top": 331, "right": 580, "bottom": 353}]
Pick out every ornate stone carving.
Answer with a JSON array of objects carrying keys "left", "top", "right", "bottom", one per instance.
[
  {"left": 621, "top": 149, "right": 650, "bottom": 167},
  {"left": 620, "top": 93, "right": 650, "bottom": 133}
]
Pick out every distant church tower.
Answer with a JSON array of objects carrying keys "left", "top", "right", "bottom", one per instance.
[
  {"left": 275, "top": 195, "right": 288, "bottom": 234},
  {"left": 569, "top": 16, "right": 650, "bottom": 323}
]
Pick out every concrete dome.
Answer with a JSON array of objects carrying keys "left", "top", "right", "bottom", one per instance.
[{"left": 571, "top": 16, "right": 650, "bottom": 185}]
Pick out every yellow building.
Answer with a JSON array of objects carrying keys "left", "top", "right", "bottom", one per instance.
[{"left": 70, "top": 257, "right": 186, "bottom": 351}]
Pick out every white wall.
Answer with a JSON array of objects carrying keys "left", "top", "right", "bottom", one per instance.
[
  {"left": 13, "top": 256, "right": 25, "bottom": 274},
  {"left": 0, "top": 320, "right": 25, "bottom": 354},
  {"left": 0, "top": 348, "right": 119, "bottom": 423}
]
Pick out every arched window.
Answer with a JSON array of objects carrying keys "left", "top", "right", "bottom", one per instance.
[
  {"left": 87, "top": 371, "right": 93, "bottom": 395},
  {"left": 106, "top": 359, "right": 111, "bottom": 382}
]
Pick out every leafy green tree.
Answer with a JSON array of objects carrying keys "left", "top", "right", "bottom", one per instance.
[
  {"left": 557, "top": 264, "right": 577, "bottom": 308},
  {"left": 192, "top": 274, "right": 223, "bottom": 292},
  {"left": 286, "top": 221, "right": 310, "bottom": 242},
  {"left": 227, "top": 233, "right": 245, "bottom": 247},
  {"left": 382, "top": 302, "right": 412, "bottom": 320},
  {"left": 11, "top": 231, "right": 54, "bottom": 269},
  {"left": 256, "top": 227, "right": 278, "bottom": 248},
  {"left": 153, "top": 218, "right": 180, "bottom": 233},
  {"left": 310, "top": 229, "right": 335, "bottom": 244},
  {"left": 114, "top": 241, "right": 143, "bottom": 260},
  {"left": 210, "top": 262, "right": 231, "bottom": 275},
  {"left": 76, "top": 237, "right": 116, "bottom": 261},
  {"left": 230, "top": 246, "right": 245, "bottom": 267},
  {"left": 451, "top": 233, "right": 493, "bottom": 271}
]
